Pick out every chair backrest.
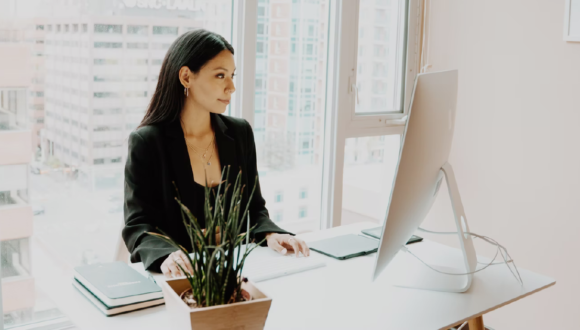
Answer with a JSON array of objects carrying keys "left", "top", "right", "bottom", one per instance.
[{"left": 115, "top": 231, "right": 130, "bottom": 263}]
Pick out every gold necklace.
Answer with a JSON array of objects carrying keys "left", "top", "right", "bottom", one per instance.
[{"left": 185, "top": 133, "right": 216, "bottom": 166}]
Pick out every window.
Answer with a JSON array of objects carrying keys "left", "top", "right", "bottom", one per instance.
[
  {"left": 299, "top": 207, "right": 307, "bottom": 218},
  {"left": 127, "top": 42, "right": 148, "bottom": 49},
  {"left": 94, "top": 59, "right": 119, "bottom": 65},
  {"left": 93, "top": 108, "right": 122, "bottom": 115},
  {"left": 153, "top": 26, "right": 178, "bottom": 35},
  {"left": 251, "top": 0, "right": 330, "bottom": 232},
  {"left": 3, "top": 12, "right": 233, "bottom": 325},
  {"left": 1, "top": 239, "right": 31, "bottom": 279},
  {"left": 273, "top": 211, "right": 283, "bottom": 223},
  {"left": 1, "top": 1, "right": 419, "bottom": 326},
  {"left": 93, "top": 92, "right": 121, "bottom": 98},
  {"left": 94, "top": 24, "right": 122, "bottom": 34},
  {"left": 128, "top": 25, "right": 148, "bottom": 35},
  {"left": 275, "top": 191, "right": 283, "bottom": 203},
  {"left": 355, "top": 0, "right": 408, "bottom": 113},
  {"left": 151, "top": 43, "right": 171, "bottom": 50},
  {"left": 341, "top": 135, "right": 400, "bottom": 225},
  {"left": 93, "top": 76, "right": 122, "bottom": 82},
  {"left": 331, "top": 0, "right": 418, "bottom": 229},
  {"left": 94, "top": 42, "right": 123, "bottom": 49},
  {"left": 126, "top": 91, "right": 147, "bottom": 97}
]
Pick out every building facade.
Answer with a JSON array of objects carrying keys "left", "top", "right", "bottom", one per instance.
[
  {"left": 42, "top": 1, "right": 231, "bottom": 190},
  {"left": 0, "top": 43, "right": 35, "bottom": 322}
]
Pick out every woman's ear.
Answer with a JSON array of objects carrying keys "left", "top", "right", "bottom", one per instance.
[{"left": 178, "top": 66, "right": 191, "bottom": 88}]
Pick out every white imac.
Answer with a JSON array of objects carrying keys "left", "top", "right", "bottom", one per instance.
[{"left": 371, "top": 70, "right": 477, "bottom": 293}]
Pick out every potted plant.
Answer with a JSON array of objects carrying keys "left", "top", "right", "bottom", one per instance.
[{"left": 147, "top": 166, "right": 272, "bottom": 330}]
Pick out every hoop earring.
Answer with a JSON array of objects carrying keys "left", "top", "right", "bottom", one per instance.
[{"left": 184, "top": 87, "right": 189, "bottom": 97}]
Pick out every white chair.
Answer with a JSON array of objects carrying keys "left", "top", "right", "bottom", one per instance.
[{"left": 115, "top": 231, "right": 130, "bottom": 263}]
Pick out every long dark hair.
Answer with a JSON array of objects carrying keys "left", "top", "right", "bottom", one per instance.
[{"left": 138, "top": 29, "right": 234, "bottom": 128}]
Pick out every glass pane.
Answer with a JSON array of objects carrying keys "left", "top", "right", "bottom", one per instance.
[
  {"left": 355, "top": 0, "right": 408, "bottom": 113},
  {"left": 341, "top": 135, "right": 401, "bottom": 225},
  {"left": 1, "top": 239, "right": 31, "bottom": 279},
  {"left": 253, "top": 0, "right": 330, "bottom": 231},
  {"left": 1, "top": 0, "right": 233, "bottom": 328},
  {"left": 0, "top": 90, "right": 27, "bottom": 130}
]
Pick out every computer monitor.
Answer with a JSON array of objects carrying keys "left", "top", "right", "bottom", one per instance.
[{"left": 371, "top": 70, "right": 477, "bottom": 292}]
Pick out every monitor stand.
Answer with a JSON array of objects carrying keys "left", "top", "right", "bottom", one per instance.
[{"left": 391, "top": 162, "right": 478, "bottom": 293}]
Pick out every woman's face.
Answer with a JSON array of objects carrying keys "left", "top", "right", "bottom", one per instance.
[{"left": 188, "top": 50, "right": 236, "bottom": 114}]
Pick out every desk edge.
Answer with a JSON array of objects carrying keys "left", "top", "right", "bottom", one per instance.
[{"left": 438, "top": 280, "right": 556, "bottom": 330}]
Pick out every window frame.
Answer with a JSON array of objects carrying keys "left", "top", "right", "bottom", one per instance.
[
  {"left": 0, "top": 240, "right": 3, "bottom": 328},
  {"left": 327, "top": 0, "right": 423, "bottom": 228},
  {"left": 233, "top": 0, "right": 423, "bottom": 231}
]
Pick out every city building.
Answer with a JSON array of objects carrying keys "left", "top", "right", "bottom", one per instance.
[
  {"left": 253, "top": 0, "right": 330, "bottom": 228},
  {"left": 24, "top": 19, "right": 47, "bottom": 152},
  {"left": 0, "top": 42, "right": 35, "bottom": 323},
  {"left": 41, "top": 1, "right": 231, "bottom": 190}
]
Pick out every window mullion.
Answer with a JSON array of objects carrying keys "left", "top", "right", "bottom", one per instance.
[
  {"left": 319, "top": 0, "right": 341, "bottom": 230},
  {"left": 0, "top": 240, "right": 3, "bottom": 330},
  {"left": 232, "top": 0, "right": 258, "bottom": 125},
  {"left": 323, "top": 0, "right": 360, "bottom": 228}
]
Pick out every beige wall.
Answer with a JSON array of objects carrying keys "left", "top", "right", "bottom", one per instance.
[
  {"left": 0, "top": 44, "right": 30, "bottom": 88},
  {"left": 0, "top": 130, "right": 31, "bottom": 165},
  {"left": 0, "top": 205, "right": 33, "bottom": 241},
  {"left": 421, "top": 1, "right": 580, "bottom": 329}
]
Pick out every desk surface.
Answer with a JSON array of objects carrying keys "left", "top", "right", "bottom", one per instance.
[{"left": 47, "top": 222, "right": 555, "bottom": 330}]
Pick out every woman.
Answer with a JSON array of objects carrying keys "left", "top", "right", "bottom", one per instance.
[{"left": 123, "top": 29, "right": 310, "bottom": 279}]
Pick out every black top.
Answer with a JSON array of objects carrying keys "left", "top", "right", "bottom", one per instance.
[
  {"left": 191, "top": 181, "right": 219, "bottom": 228},
  {"left": 123, "top": 113, "right": 294, "bottom": 272}
]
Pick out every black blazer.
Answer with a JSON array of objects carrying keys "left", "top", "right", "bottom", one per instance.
[{"left": 123, "top": 113, "right": 294, "bottom": 272}]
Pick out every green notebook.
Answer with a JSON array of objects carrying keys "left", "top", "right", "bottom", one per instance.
[{"left": 74, "top": 261, "right": 162, "bottom": 307}]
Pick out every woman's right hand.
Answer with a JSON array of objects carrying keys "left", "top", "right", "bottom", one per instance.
[{"left": 160, "top": 250, "right": 194, "bottom": 278}]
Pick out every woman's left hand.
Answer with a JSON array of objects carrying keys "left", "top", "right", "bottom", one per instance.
[{"left": 265, "top": 233, "right": 310, "bottom": 257}]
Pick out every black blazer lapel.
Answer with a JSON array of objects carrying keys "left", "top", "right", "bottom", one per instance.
[
  {"left": 163, "top": 120, "right": 197, "bottom": 222},
  {"left": 211, "top": 113, "right": 239, "bottom": 186}
]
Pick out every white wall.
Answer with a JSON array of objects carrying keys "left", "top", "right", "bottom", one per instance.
[{"left": 421, "top": 1, "right": 580, "bottom": 329}]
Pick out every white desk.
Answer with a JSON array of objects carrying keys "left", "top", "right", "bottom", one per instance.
[{"left": 48, "top": 222, "right": 555, "bottom": 330}]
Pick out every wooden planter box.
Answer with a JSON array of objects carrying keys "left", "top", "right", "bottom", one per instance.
[{"left": 162, "top": 278, "right": 273, "bottom": 330}]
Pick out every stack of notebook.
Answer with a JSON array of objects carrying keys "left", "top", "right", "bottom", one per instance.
[{"left": 73, "top": 261, "right": 164, "bottom": 316}]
